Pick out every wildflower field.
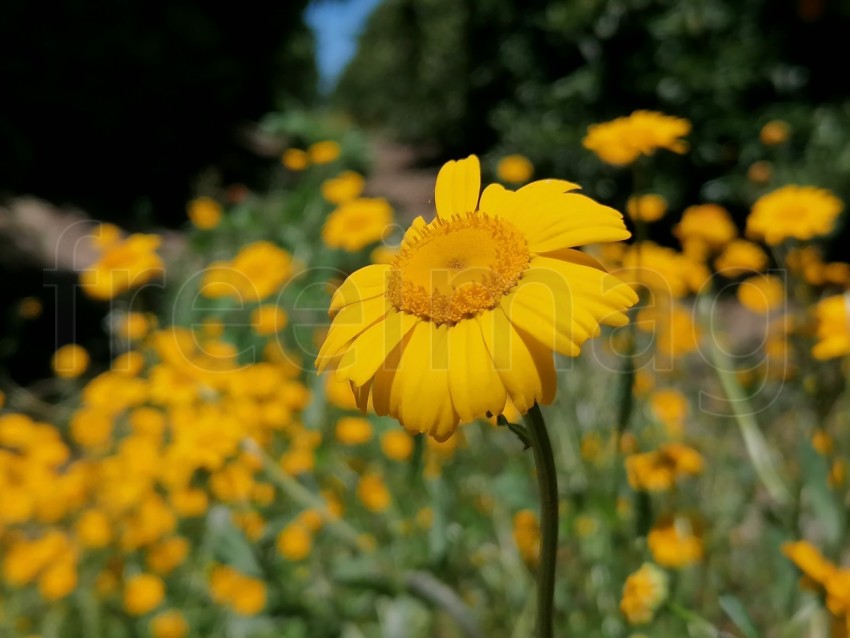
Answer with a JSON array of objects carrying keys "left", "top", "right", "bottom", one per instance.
[{"left": 3, "top": 2, "right": 850, "bottom": 637}]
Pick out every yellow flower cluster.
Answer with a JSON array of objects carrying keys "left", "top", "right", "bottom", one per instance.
[
  {"left": 626, "top": 443, "right": 704, "bottom": 492},
  {"left": 583, "top": 111, "right": 691, "bottom": 166},
  {"left": 81, "top": 232, "right": 164, "bottom": 300},
  {"left": 648, "top": 515, "right": 704, "bottom": 568},
  {"left": 747, "top": 185, "right": 843, "bottom": 245},
  {"left": 321, "top": 197, "right": 394, "bottom": 252},
  {"left": 210, "top": 565, "right": 267, "bottom": 615},
  {"left": 620, "top": 563, "right": 669, "bottom": 624},
  {"left": 783, "top": 540, "right": 850, "bottom": 629},
  {"left": 202, "top": 241, "right": 294, "bottom": 301}
]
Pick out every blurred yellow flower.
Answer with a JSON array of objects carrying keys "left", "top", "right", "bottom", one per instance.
[
  {"left": 811, "top": 430, "right": 833, "bottom": 455},
  {"left": 321, "top": 170, "right": 365, "bottom": 204},
  {"left": 746, "top": 185, "right": 844, "bottom": 245},
  {"left": 380, "top": 429, "right": 414, "bottom": 461},
  {"left": 92, "top": 222, "right": 122, "bottom": 250},
  {"left": 251, "top": 305, "right": 288, "bottom": 336},
  {"left": 621, "top": 241, "right": 708, "bottom": 299},
  {"left": 282, "top": 148, "right": 309, "bottom": 171},
  {"left": 187, "top": 196, "right": 222, "bottom": 230},
  {"left": 357, "top": 473, "right": 391, "bottom": 512},
  {"left": 760, "top": 120, "right": 790, "bottom": 145},
  {"left": 75, "top": 509, "right": 112, "bottom": 548},
  {"left": 626, "top": 193, "right": 668, "bottom": 223},
  {"left": 150, "top": 610, "right": 189, "bottom": 638},
  {"left": 210, "top": 565, "right": 266, "bottom": 615},
  {"left": 317, "top": 155, "right": 636, "bottom": 440},
  {"left": 38, "top": 558, "right": 78, "bottom": 601},
  {"left": 146, "top": 537, "right": 189, "bottom": 575},
  {"left": 812, "top": 294, "right": 850, "bottom": 360},
  {"left": 747, "top": 160, "right": 773, "bottom": 185},
  {"left": 648, "top": 515, "right": 704, "bottom": 568},
  {"left": 497, "top": 154, "right": 534, "bottom": 184},
  {"left": 81, "top": 234, "right": 164, "bottom": 300},
  {"left": 308, "top": 140, "right": 341, "bottom": 164},
  {"left": 626, "top": 443, "right": 703, "bottom": 492},
  {"left": 674, "top": 204, "right": 737, "bottom": 253},
  {"left": 650, "top": 389, "right": 688, "bottom": 438},
  {"left": 620, "top": 563, "right": 669, "bottom": 625},
  {"left": 124, "top": 573, "right": 165, "bottom": 616},
  {"left": 276, "top": 523, "right": 312, "bottom": 561},
  {"left": 737, "top": 275, "right": 785, "bottom": 314},
  {"left": 583, "top": 111, "right": 691, "bottom": 166},
  {"left": 322, "top": 197, "right": 394, "bottom": 252},
  {"left": 829, "top": 459, "right": 847, "bottom": 488},
  {"left": 512, "top": 509, "right": 540, "bottom": 566},
  {"left": 169, "top": 487, "right": 208, "bottom": 518},
  {"left": 202, "top": 241, "right": 293, "bottom": 301},
  {"left": 714, "top": 240, "right": 768, "bottom": 278},
  {"left": 18, "top": 296, "right": 42, "bottom": 319},
  {"left": 782, "top": 540, "right": 836, "bottom": 585},
  {"left": 826, "top": 569, "right": 850, "bottom": 617},
  {"left": 52, "top": 344, "right": 90, "bottom": 378},
  {"left": 335, "top": 416, "right": 373, "bottom": 445},
  {"left": 117, "top": 312, "right": 151, "bottom": 341}
]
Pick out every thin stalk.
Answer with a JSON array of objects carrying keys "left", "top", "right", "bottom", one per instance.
[{"left": 522, "top": 403, "right": 559, "bottom": 638}]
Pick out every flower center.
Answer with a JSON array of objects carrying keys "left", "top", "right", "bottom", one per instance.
[{"left": 387, "top": 213, "right": 530, "bottom": 324}]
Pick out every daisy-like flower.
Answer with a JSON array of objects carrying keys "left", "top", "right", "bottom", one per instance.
[
  {"left": 583, "top": 111, "right": 691, "bottom": 166},
  {"left": 746, "top": 185, "right": 844, "bottom": 245},
  {"left": 316, "top": 155, "right": 637, "bottom": 440}
]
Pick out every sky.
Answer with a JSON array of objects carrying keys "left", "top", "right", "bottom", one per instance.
[{"left": 305, "top": 0, "right": 383, "bottom": 93}]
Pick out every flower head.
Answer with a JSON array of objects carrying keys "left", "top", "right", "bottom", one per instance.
[
  {"left": 583, "top": 111, "right": 691, "bottom": 166},
  {"left": 648, "top": 514, "right": 704, "bottom": 568},
  {"left": 52, "top": 344, "right": 90, "bottom": 378},
  {"left": 317, "top": 156, "right": 636, "bottom": 440},
  {"left": 626, "top": 194, "right": 668, "bottom": 222},
  {"left": 322, "top": 198, "right": 394, "bottom": 252},
  {"left": 715, "top": 240, "right": 768, "bottom": 278},
  {"left": 187, "top": 196, "right": 222, "bottom": 230},
  {"left": 747, "top": 185, "right": 844, "bottom": 245},
  {"left": 322, "top": 170, "right": 366, "bottom": 204},
  {"left": 497, "top": 154, "right": 534, "bottom": 184},
  {"left": 80, "top": 234, "right": 164, "bottom": 300},
  {"left": 812, "top": 294, "right": 850, "bottom": 360},
  {"left": 620, "top": 563, "right": 669, "bottom": 624}
]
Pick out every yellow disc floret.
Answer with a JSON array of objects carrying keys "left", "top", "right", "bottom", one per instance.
[{"left": 387, "top": 212, "right": 530, "bottom": 325}]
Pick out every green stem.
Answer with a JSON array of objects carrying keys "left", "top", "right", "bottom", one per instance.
[{"left": 523, "top": 403, "right": 558, "bottom": 638}]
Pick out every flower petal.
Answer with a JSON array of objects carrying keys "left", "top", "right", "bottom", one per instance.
[
  {"left": 435, "top": 155, "right": 481, "bottom": 219},
  {"left": 447, "top": 318, "right": 507, "bottom": 422},
  {"left": 329, "top": 264, "right": 390, "bottom": 316},
  {"left": 335, "top": 310, "right": 419, "bottom": 386},
  {"left": 315, "top": 297, "right": 392, "bottom": 372},
  {"left": 500, "top": 285, "right": 582, "bottom": 357}
]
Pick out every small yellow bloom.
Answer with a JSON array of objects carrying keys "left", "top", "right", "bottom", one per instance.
[
  {"left": 146, "top": 537, "right": 189, "bottom": 575},
  {"left": 496, "top": 154, "right": 534, "bottom": 184},
  {"left": 124, "top": 573, "right": 165, "bottom": 616},
  {"left": 322, "top": 198, "right": 394, "bottom": 251},
  {"left": 308, "top": 140, "right": 341, "bottom": 165},
  {"left": 825, "top": 569, "right": 850, "bottom": 616},
  {"left": 51, "top": 344, "right": 90, "bottom": 378},
  {"left": 648, "top": 515, "right": 704, "bottom": 568},
  {"left": 321, "top": 170, "right": 365, "bottom": 204},
  {"left": 150, "top": 610, "right": 189, "bottom": 638},
  {"left": 674, "top": 204, "right": 737, "bottom": 252},
  {"left": 117, "top": 312, "right": 151, "bottom": 341},
  {"left": 747, "top": 160, "right": 773, "bottom": 185},
  {"left": 737, "top": 275, "right": 785, "bottom": 314},
  {"left": 512, "top": 509, "right": 540, "bottom": 566},
  {"left": 38, "top": 558, "right": 78, "bottom": 601},
  {"left": 811, "top": 430, "right": 833, "bottom": 455},
  {"left": 626, "top": 194, "right": 668, "bottom": 222},
  {"left": 92, "top": 222, "right": 122, "bottom": 250},
  {"left": 335, "top": 416, "right": 373, "bottom": 445},
  {"left": 76, "top": 510, "right": 112, "bottom": 548},
  {"left": 829, "top": 459, "right": 847, "bottom": 488},
  {"left": 626, "top": 443, "right": 704, "bottom": 492},
  {"left": 210, "top": 566, "right": 267, "bottom": 616},
  {"left": 187, "top": 196, "right": 222, "bottom": 230},
  {"left": 620, "top": 563, "right": 669, "bottom": 625},
  {"left": 812, "top": 294, "right": 850, "bottom": 360},
  {"left": 18, "top": 296, "right": 42, "bottom": 319},
  {"left": 782, "top": 540, "right": 836, "bottom": 585},
  {"left": 80, "top": 234, "right": 164, "bottom": 300},
  {"left": 583, "top": 111, "right": 691, "bottom": 166},
  {"left": 357, "top": 473, "right": 391, "bottom": 513},
  {"left": 649, "top": 389, "right": 688, "bottom": 438},
  {"left": 380, "top": 429, "right": 414, "bottom": 461},
  {"left": 747, "top": 185, "right": 844, "bottom": 245},
  {"left": 250, "top": 305, "right": 288, "bottom": 336},
  {"left": 276, "top": 524, "right": 312, "bottom": 561},
  {"left": 760, "top": 120, "right": 791, "bottom": 146},
  {"left": 202, "top": 241, "right": 293, "bottom": 302},
  {"left": 169, "top": 488, "right": 209, "bottom": 517},
  {"left": 715, "top": 240, "right": 769, "bottom": 278},
  {"left": 282, "top": 148, "right": 309, "bottom": 171}
]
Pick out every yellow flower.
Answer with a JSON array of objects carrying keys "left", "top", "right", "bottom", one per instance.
[
  {"left": 357, "top": 473, "right": 391, "bottom": 513},
  {"left": 826, "top": 569, "right": 850, "bottom": 616},
  {"left": 80, "top": 234, "right": 164, "bottom": 300},
  {"left": 52, "top": 344, "right": 90, "bottom": 378},
  {"left": 737, "top": 275, "right": 785, "bottom": 314},
  {"left": 316, "top": 156, "right": 636, "bottom": 440},
  {"left": 649, "top": 389, "right": 688, "bottom": 438},
  {"left": 714, "top": 240, "right": 768, "bottom": 277},
  {"left": 626, "top": 194, "right": 668, "bottom": 222},
  {"left": 648, "top": 515, "right": 704, "bottom": 568},
  {"left": 747, "top": 160, "right": 773, "bottom": 185},
  {"left": 620, "top": 563, "right": 669, "bottom": 624},
  {"left": 782, "top": 540, "right": 836, "bottom": 585},
  {"left": 512, "top": 509, "right": 540, "bottom": 565},
  {"left": 760, "top": 120, "right": 791, "bottom": 146},
  {"left": 210, "top": 566, "right": 266, "bottom": 615},
  {"left": 92, "top": 222, "right": 122, "bottom": 250},
  {"left": 146, "top": 537, "right": 189, "bottom": 575},
  {"left": 282, "top": 148, "right": 309, "bottom": 171},
  {"left": 497, "top": 154, "right": 534, "bottom": 184},
  {"left": 747, "top": 185, "right": 844, "bottom": 245},
  {"left": 621, "top": 242, "right": 707, "bottom": 299},
  {"left": 335, "top": 416, "right": 373, "bottom": 445},
  {"left": 276, "top": 523, "right": 312, "bottom": 560},
  {"left": 322, "top": 198, "right": 394, "bottom": 252},
  {"left": 829, "top": 459, "right": 847, "bottom": 488},
  {"left": 117, "top": 312, "right": 151, "bottom": 341},
  {"left": 812, "top": 294, "right": 850, "bottom": 360},
  {"left": 76, "top": 510, "right": 112, "bottom": 548},
  {"left": 308, "top": 140, "right": 341, "bottom": 164},
  {"left": 202, "top": 241, "right": 293, "bottom": 301},
  {"left": 674, "top": 204, "right": 737, "bottom": 252},
  {"left": 250, "top": 305, "right": 288, "bottom": 336},
  {"left": 380, "top": 429, "right": 414, "bottom": 461},
  {"left": 124, "top": 573, "right": 165, "bottom": 616},
  {"left": 150, "top": 610, "right": 189, "bottom": 638},
  {"left": 38, "top": 558, "right": 78, "bottom": 601},
  {"left": 187, "top": 196, "right": 222, "bottom": 230},
  {"left": 370, "top": 244, "right": 399, "bottom": 265},
  {"left": 583, "top": 111, "right": 691, "bottom": 166},
  {"left": 626, "top": 443, "right": 704, "bottom": 492},
  {"left": 321, "top": 170, "right": 366, "bottom": 204},
  {"left": 18, "top": 296, "right": 42, "bottom": 319}
]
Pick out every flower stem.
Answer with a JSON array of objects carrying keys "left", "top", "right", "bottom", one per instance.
[{"left": 523, "top": 403, "right": 558, "bottom": 638}]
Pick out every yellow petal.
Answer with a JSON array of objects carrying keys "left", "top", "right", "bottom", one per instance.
[
  {"left": 500, "top": 286, "right": 581, "bottom": 357},
  {"left": 315, "top": 297, "right": 392, "bottom": 372},
  {"left": 329, "top": 265, "right": 390, "bottom": 316},
  {"left": 447, "top": 318, "right": 507, "bottom": 422},
  {"left": 434, "top": 155, "right": 481, "bottom": 219},
  {"left": 336, "top": 310, "right": 419, "bottom": 386},
  {"left": 478, "top": 308, "right": 555, "bottom": 413}
]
